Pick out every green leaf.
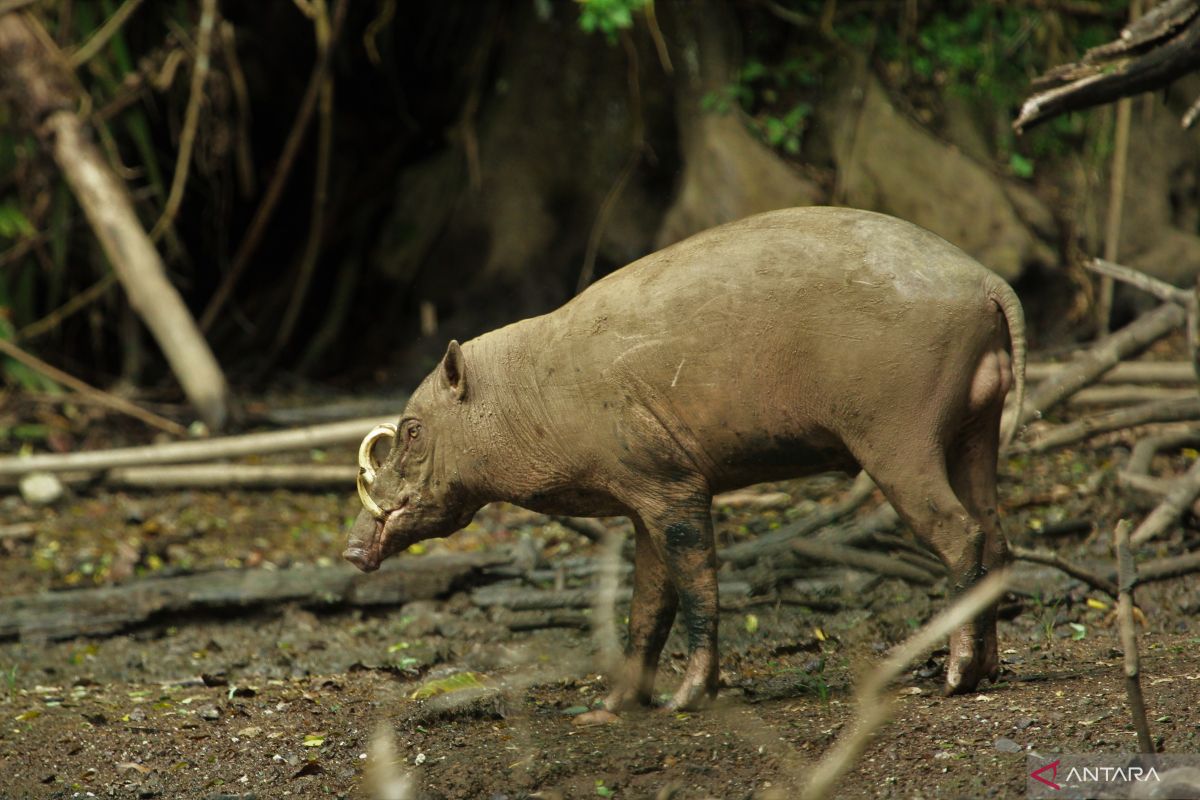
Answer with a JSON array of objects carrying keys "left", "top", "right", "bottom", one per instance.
[
  {"left": 1009, "top": 152, "right": 1034, "bottom": 179},
  {"left": 409, "top": 671, "right": 486, "bottom": 701},
  {"left": 1068, "top": 622, "right": 1087, "bottom": 641}
]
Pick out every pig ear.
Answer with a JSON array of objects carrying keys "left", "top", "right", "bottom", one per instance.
[{"left": 440, "top": 340, "right": 467, "bottom": 402}]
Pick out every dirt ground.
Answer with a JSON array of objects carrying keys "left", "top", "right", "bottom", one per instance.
[{"left": 3, "top": 353, "right": 1200, "bottom": 798}]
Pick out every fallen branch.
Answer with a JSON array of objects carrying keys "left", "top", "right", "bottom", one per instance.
[
  {"left": 0, "top": 523, "right": 35, "bottom": 541},
  {"left": 0, "top": 551, "right": 511, "bottom": 641},
  {"left": 1021, "top": 397, "right": 1200, "bottom": 453},
  {"left": 0, "top": 415, "right": 391, "bottom": 477},
  {"left": 1019, "top": 302, "right": 1188, "bottom": 427},
  {"left": 1130, "top": 456, "right": 1200, "bottom": 545},
  {"left": 0, "top": 337, "right": 188, "bottom": 437},
  {"left": 1087, "top": 258, "right": 1193, "bottom": 306},
  {"left": 1066, "top": 386, "right": 1195, "bottom": 407},
  {"left": 1115, "top": 520, "right": 1156, "bottom": 756},
  {"left": 790, "top": 539, "right": 939, "bottom": 585},
  {"left": 1117, "top": 428, "right": 1200, "bottom": 496},
  {"left": 104, "top": 462, "right": 354, "bottom": 490},
  {"left": 1136, "top": 549, "right": 1200, "bottom": 585},
  {"left": 0, "top": 13, "right": 230, "bottom": 429},
  {"left": 1026, "top": 360, "right": 1199, "bottom": 385},
  {"left": 469, "top": 580, "right": 752, "bottom": 611},
  {"left": 796, "top": 571, "right": 1011, "bottom": 800},
  {"left": 719, "top": 471, "right": 876, "bottom": 567},
  {"left": 1010, "top": 544, "right": 1119, "bottom": 598}
]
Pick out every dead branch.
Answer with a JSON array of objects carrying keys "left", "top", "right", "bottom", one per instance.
[
  {"left": 0, "top": 551, "right": 510, "bottom": 641},
  {"left": 796, "top": 571, "right": 1011, "bottom": 800},
  {"left": 104, "top": 463, "right": 354, "bottom": 489},
  {"left": 1137, "top": 549, "right": 1200, "bottom": 584},
  {"left": 548, "top": 515, "right": 609, "bottom": 543},
  {"left": 1119, "top": 428, "right": 1200, "bottom": 489},
  {"left": 16, "top": 273, "right": 117, "bottom": 341},
  {"left": 0, "top": 415, "right": 391, "bottom": 477},
  {"left": 790, "top": 539, "right": 939, "bottom": 585},
  {"left": 0, "top": 13, "right": 230, "bottom": 430},
  {"left": 1014, "top": 0, "right": 1200, "bottom": 132},
  {"left": 1115, "top": 520, "right": 1156, "bottom": 755},
  {"left": 1087, "top": 259, "right": 1194, "bottom": 306},
  {"left": 1131, "top": 456, "right": 1200, "bottom": 545},
  {"left": 820, "top": 501, "right": 901, "bottom": 547},
  {"left": 718, "top": 471, "right": 876, "bottom": 567},
  {"left": 1067, "top": 385, "right": 1196, "bottom": 407},
  {"left": 1020, "top": 302, "right": 1188, "bottom": 427},
  {"left": 469, "top": 580, "right": 752, "bottom": 611},
  {"left": 1026, "top": 360, "right": 1199, "bottom": 384},
  {"left": 713, "top": 489, "right": 794, "bottom": 510},
  {"left": 1010, "top": 544, "right": 1119, "bottom": 598},
  {"left": 1021, "top": 397, "right": 1200, "bottom": 453},
  {"left": 0, "top": 337, "right": 188, "bottom": 437}
]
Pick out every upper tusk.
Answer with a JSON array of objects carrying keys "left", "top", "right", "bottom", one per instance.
[{"left": 357, "top": 423, "right": 398, "bottom": 482}]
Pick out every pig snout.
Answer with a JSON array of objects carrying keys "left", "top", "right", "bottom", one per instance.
[
  {"left": 344, "top": 512, "right": 385, "bottom": 572},
  {"left": 343, "top": 545, "right": 380, "bottom": 572}
]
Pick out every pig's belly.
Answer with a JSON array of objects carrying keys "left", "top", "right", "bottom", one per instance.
[{"left": 706, "top": 433, "right": 860, "bottom": 494}]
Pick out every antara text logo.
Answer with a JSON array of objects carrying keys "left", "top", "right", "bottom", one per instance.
[{"left": 1025, "top": 755, "right": 1191, "bottom": 798}]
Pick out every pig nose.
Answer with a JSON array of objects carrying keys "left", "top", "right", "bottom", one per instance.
[{"left": 343, "top": 547, "right": 379, "bottom": 572}]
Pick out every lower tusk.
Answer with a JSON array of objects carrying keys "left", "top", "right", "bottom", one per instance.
[{"left": 357, "top": 470, "right": 387, "bottom": 520}]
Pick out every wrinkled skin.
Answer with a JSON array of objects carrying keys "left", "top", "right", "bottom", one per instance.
[{"left": 345, "top": 207, "right": 1027, "bottom": 714}]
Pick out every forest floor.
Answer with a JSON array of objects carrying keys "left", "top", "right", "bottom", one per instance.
[{"left": 2, "top": 348, "right": 1200, "bottom": 799}]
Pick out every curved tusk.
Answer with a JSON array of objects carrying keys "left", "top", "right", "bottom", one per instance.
[
  {"left": 357, "top": 423, "right": 396, "bottom": 520},
  {"left": 357, "top": 423, "right": 397, "bottom": 486}
]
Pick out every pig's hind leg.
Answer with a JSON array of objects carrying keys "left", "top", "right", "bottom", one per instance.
[
  {"left": 856, "top": 444, "right": 998, "bottom": 695},
  {"left": 602, "top": 516, "right": 680, "bottom": 712}
]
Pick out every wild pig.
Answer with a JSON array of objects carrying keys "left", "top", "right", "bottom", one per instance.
[{"left": 344, "top": 207, "right": 1026, "bottom": 714}]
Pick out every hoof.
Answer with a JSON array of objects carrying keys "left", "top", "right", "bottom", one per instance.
[{"left": 572, "top": 708, "right": 621, "bottom": 726}]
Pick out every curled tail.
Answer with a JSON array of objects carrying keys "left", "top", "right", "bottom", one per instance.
[{"left": 990, "top": 280, "right": 1027, "bottom": 449}]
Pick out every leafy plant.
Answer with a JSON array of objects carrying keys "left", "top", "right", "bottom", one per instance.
[{"left": 577, "top": 0, "right": 647, "bottom": 42}]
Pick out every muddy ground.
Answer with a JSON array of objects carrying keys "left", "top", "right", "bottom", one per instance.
[{"left": 2, "top": 353, "right": 1200, "bottom": 799}]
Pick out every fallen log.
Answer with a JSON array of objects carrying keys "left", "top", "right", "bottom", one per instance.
[
  {"left": 105, "top": 462, "right": 355, "bottom": 490},
  {"left": 1021, "top": 397, "right": 1200, "bottom": 453},
  {"left": 0, "top": 415, "right": 390, "bottom": 478},
  {"left": 1020, "top": 302, "right": 1188, "bottom": 428},
  {"left": 0, "top": 551, "right": 510, "bottom": 641}
]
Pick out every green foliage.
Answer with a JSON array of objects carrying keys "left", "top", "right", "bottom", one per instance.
[
  {"left": 577, "top": 0, "right": 647, "bottom": 42},
  {"left": 703, "top": 55, "right": 822, "bottom": 156},
  {"left": 0, "top": 202, "right": 34, "bottom": 239}
]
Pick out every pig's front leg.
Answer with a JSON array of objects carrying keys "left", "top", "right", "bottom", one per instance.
[
  {"left": 650, "top": 500, "right": 720, "bottom": 711},
  {"left": 602, "top": 516, "right": 679, "bottom": 712}
]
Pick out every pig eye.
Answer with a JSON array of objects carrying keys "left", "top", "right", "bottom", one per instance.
[{"left": 407, "top": 423, "right": 421, "bottom": 441}]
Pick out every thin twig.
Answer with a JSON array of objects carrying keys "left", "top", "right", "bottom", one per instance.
[
  {"left": 1115, "top": 520, "right": 1156, "bottom": 756},
  {"left": 1010, "top": 544, "right": 1119, "bottom": 598},
  {"left": 797, "top": 571, "right": 1011, "bottom": 800},
  {"left": 149, "top": 0, "right": 217, "bottom": 242},
  {"left": 219, "top": 21, "right": 255, "bottom": 197},
  {"left": 273, "top": 0, "right": 334, "bottom": 353},
  {"left": 68, "top": 0, "right": 147, "bottom": 68},
  {"left": 643, "top": 0, "right": 672, "bottom": 73},
  {"left": 16, "top": 273, "right": 116, "bottom": 341},
  {"left": 199, "top": 0, "right": 348, "bottom": 332},
  {"left": 0, "top": 338, "right": 187, "bottom": 437}
]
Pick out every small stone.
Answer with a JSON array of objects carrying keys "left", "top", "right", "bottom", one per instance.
[
  {"left": 19, "top": 472, "right": 63, "bottom": 507},
  {"left": 994, "top": 736, "right": 1022, "bottom": 753},
  {"left": 1016, "top": 717, "right": 1035, "bottom": 730},
  {"left": 197, "top": 705, "right": 220, "bottom": 720}
]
